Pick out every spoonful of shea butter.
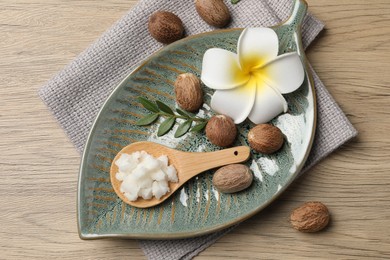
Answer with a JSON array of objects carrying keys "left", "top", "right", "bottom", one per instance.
[{"left": 110, "top": 141, "right": 250, "bottom": 208}]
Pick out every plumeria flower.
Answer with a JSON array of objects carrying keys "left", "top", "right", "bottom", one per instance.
[{"left": 201, "top": 28, "right": 305, "bottom": 124}]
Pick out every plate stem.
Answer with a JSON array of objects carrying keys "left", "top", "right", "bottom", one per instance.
[{"left": 285, "top": 0, "right": 308, "bottom": 32}]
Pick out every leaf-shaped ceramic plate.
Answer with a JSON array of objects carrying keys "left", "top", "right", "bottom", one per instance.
[{"left": 78, "top": 0, "right": 316, "bottom": 239}]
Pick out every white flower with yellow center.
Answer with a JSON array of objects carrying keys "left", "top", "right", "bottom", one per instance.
[{"left": 201, "top": 28, "right": 305, "bottom": 124}]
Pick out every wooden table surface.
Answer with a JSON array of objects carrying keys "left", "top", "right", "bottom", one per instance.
[{"left": 1, "top": 0, "right": 390, "bottom": 259}]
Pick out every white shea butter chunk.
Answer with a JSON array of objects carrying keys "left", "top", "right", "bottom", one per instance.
[{"left": 114, "top": 151, "right": 178, "bottom": 201}]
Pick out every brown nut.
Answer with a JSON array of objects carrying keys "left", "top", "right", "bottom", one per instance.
[
  {"left": 195, "top": 0, "right": 231, "bottom": 28},
  {"left": 248, "top": 124, "right": 284, "bottom": 154},
  {"left": 174, "top": 73, "right": 203, "bottom": 112},
  {"left": 290, "top": 201, "right": 330, "bottom": 233},
  {"left": 213, "top": 164, "right": 253, "bottom": 193},
  {"left": 148, "top": 11, "right": 184, "bottom": 44},
  {"left": 206, "top": 115, "right": 237, "bottom": 147}
]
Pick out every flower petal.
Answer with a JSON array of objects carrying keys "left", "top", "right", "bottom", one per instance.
[
  {"left": 237, "top": 28, "right": 279, "bottom": 72},
  {"left": 210, "top": 78, "right": 257, "bottom": 124},
  {"left": 261, "top": 52, "right": 305, "bottom": 94},
  {"left": 248, "top": 81, "right": 288, "bottom": 124},
  {"left": 201, "top": 48, "right": 249, "bottom": 90}
]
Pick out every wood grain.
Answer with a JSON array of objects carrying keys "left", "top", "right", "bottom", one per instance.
[{"left": 1, "top": 0, "right": 389, "bottom": 259}]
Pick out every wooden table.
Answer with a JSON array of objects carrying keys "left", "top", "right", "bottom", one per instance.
[{"left": 1, "top": 0, "right": 389, "bottom": 259}]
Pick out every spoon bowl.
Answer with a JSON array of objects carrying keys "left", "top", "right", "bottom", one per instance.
[{"left": 110, "top": 141, "right": 250, "bottom": 208}]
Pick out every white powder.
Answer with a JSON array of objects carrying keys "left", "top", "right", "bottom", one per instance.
[{"left": 115, "top": 151, "right": 178, "bottom": 201}]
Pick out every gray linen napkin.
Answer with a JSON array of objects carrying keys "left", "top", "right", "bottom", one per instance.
[{"left": 38, "top": 0, "right": 357, "bottom": 259}]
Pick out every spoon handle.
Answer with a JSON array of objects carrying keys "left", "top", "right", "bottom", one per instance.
[{"left": 177, "top": 146, "right": 251, "bottom": 181}]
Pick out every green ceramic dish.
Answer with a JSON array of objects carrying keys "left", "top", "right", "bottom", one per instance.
[{"left": 78, "top": 0, "right": 316, "bottom": 240}]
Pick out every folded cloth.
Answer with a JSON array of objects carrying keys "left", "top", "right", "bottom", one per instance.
[{"left": 38, "top": 0, "right": 357, "bottom": 259}]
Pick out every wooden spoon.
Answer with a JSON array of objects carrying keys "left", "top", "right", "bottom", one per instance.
[{"left": 110, "top": 141, "right": 250, "bottom": 208}]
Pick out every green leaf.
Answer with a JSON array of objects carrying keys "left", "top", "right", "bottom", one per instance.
[
  {"left": 156, "top": 101, "right": 174, "bottom": 115},
  {"left": 190, "top": 121, "right": 208, "bottom": 132},
  {"left": 135, "top": 113, "right": 159, "bottom": 126},
  {"left": 174, "top": 120, "right": 193, "bottom": 138},
  {"left": 137, "top": 97, "right": 159, "bottom": 113},
  {"left": 176, "top": 108, "right": 190, "bottom": 118},
  {"left": 157, "top": 117, "right": 175, "bottom": 136},
  {"left": 231, "top": 0, "right": 241, "bottom": 4}
]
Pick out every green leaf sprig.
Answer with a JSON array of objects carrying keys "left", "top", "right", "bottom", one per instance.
[
  {"left": 136, "top": 97, "right": 208, "bottom": 138},
  {"left": 231, "top": 0, "right": 241, "bottom": 4}
]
